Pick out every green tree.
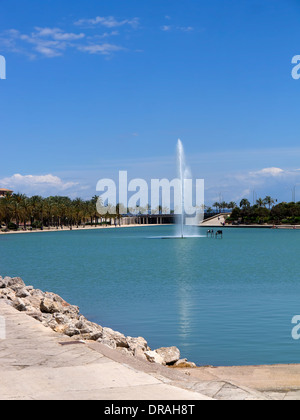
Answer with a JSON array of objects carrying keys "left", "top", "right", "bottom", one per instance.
[
  {"left": 240, "top": 199, "right": 251, "bottom": 209},
  {"left": 213, "top": 202, "right": 221, "bottom": 213},
  {"left": 264, "top": 196, "right": 276, "bottom": 210},
  {"left": 256, "top": 198, "right": 265, "bottom": 208}
]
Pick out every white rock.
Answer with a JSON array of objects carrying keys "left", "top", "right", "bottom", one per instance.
[
  {"left": 155, "top": 347, "right": 181, "bottom": 365},
  {"left": 145, "top": 351, "right": 165, "bottom": 365}
]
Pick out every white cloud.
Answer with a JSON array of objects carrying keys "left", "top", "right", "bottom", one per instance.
[
  {"left": 160, "top": 25, "right": 194, "bottom": 33},
  {"left": 250, "top": 167, "right": 285, "bottom": 177},
  {"left": 0, "top": 23, "right": 132, "bottom": 58},
  {"left": 34, "top": 27, "right": 85, "bottom": 41},
  {"left": 75, "top": 16, "right": 140, "bottom": 29},
  {"left": 1, "top": 28, "right": 81, "bottom": 58},
  {"left": 77, "top": 43, "right": 125, "bottom": 55},
  {"left": 0, "top": 174, "right": 78, "bottom": 196},
  {"left": 89, "top": 31, "right": 120, "bottom": 40},
  {"left": 178, "top": 26, "right": 194, "bottom": 32}
]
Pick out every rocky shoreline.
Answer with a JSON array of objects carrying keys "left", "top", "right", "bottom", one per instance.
[{"left": 0, "top": 276, "right": 196, "bottom": 368}]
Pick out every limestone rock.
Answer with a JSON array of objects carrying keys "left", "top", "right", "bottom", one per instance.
[
  {"left": 0, "top": 289, "right": 16, "bottom": 301},
  {"left": 0, "top": 274, "right": 196, "bottom": 367},
  {"left": 7, "top": 277, "right": 26, "bottom": 291},
  {"left": 30, "top": 289, "right": 45, "bottom": 299},
  {"left": 16, "top": 288, "right": 31, "bottom": 299},
  {"left": 0, "top": 278, "right": 9, "bottom": 289},
  {"left": 173, "top": 359, "right": 197, "bottom": 368},
  {"left": 145, "top": 351, "right": 165, "bottom": 365},
  {"left": 155, "top": 347, "right": 181, "bottom": 365},
  {"left": 13, "top": 298, "right": 27, "bottom": 312},
  {"left": 99, "top": 338, "right": 117, "bottom": 349},
  {"left": 134, "top": 347, "right": 148, "bottom": 361},
  {"left": 102, "top": 327, "right": 129, "bottom": 348},
  {"left": 26, "top": 310, "right": 43, "bottom": 323},
  {"left": 64, "top": 325, "right": 81, "bottom": 337},
  {"left": 90, "top": 331, "right": 103, "bottom": 341},
  {"left": 54, "top": 313, "right": 69, "bottom": 325},
  {"left": 40, "top": 298, "right": 61, "bottom": 314},
  {"left": 127, "top": 336, "right": 149, "bottom": 352}
]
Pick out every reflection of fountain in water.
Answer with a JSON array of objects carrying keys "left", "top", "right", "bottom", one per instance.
[
  {"left": 177, "top": 139, "right": 185, "bottom": 239},
  {"left": 174, "top": 240, "right": 194, "bottom": 344}
]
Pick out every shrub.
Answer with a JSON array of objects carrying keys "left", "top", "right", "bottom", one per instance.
[{"left": 8, "top": 222, "right": 18, "bottom": 231}]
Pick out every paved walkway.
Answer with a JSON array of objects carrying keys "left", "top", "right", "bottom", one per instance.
[
  {"left": 0, "top": 301, "right": 271, "bottom": 400},
  {"left": 201, "top": 214, "right": 228, "bottom": 227},
  {"left": 188, "top": 365, "right": 300, "bottom": 400}
]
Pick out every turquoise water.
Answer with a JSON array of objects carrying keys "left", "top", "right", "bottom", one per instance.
[{"left": 1, "top": 226, "right": 300, "bottom": 367}]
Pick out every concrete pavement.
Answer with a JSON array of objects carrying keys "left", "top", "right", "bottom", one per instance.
[
  {"left": 201, "top": 214, "right": 228, "bottom": 227},
  {"left": 0, "top": 300, "right": 272, "bottom": 400},
  {"left": 188, "top": 365, "right": 300, "bottom": 400}
]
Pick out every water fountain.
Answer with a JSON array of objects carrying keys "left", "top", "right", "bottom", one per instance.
[
  {"left": 151, "top": 139, "right": 204, "bottom": 239},
  {"left": 175, "top": 139, "right": 204, "bottom": 238},
  {"left": 177, "top": 139, "right": 186, "bottom": 239}
]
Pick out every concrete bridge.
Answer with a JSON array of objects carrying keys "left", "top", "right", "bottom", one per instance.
[
  {"left": 119, "top": 213, "right": 224, "bottom": 226},
  {"left": 120, "top": 214, "right": 176, "bottom": 226}
]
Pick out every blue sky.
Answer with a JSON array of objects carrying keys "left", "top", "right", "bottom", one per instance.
[{"left": 1, "top": 0, "right": 300, "bottom": 205}]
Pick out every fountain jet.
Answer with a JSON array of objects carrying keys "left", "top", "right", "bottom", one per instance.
[
  {"left": 175, "top": 139, "right": 204, "bottom": 238},
  {"left": 177, "top": 139, "right": 185, "bottom": 239}
]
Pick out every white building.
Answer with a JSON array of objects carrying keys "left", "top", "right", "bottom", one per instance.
[{"left": 0, "top": 189, "right": 13, "bottom": 198}]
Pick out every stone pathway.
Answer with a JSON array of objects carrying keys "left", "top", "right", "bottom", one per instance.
[
  {"left": 0, "top": 301, "right": 271, "bottom": 400},
  {"left": 201, "top": 214, "right": 228, "bottom": 227},
  {"left": 186, "top": 365, "right": 300, "bottom": 400}
]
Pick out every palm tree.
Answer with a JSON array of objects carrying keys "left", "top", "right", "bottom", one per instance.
[
  {"left": 11, "top": 193, "right": 28, "bottom": 229},
  {"left": 43, "top": 197, "right": 55, "bottom": 228},
  {"left": 19, "top": 195, "right": 31, "bottom": 230},
  {"left": 228, "top": 201, "right": 237, "bottom": 211},
  {"left": 213, "top": 202, "right": 221, "bottom": 213},
  {"left": 206, "top": 206, "right": 213, "bottom": 215},
  {"left": 220, "top": 201, "right": 228, "bottom": 213},
  {"left": 72, "top": 198, "right": 84, "bottom": 227},
  {"left": 264, "top": 196, "right": 276, "bottom": 210},
  {"left": 240, "top": 199, "right": 251, "bottom": 209},
  {"left": 0, "top": 192, "right": 14, "bottom": 228},
  {"left": 28, "top": 195, "right": 43, "bottom": 228},
  {"left": 256, "top": 198, "right": 265, "bottom": 208}
]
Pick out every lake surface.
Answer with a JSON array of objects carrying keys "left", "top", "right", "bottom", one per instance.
[{"left": 1, "top": 226, "right": 300, "bottom": 367}]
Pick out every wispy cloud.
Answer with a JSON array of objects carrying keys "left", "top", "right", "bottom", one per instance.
[
  {"left": 77, "top": 43, "right": 125, "bottom": 55},
  {"left": 34, "top": 27, "right": 86, "bottom": 41},
  {"left": 0, "top": 28, "right": 84, "bottom": 58},
  {"left": 178, "top": 26, "right": 194, "bottom": 33},
  {"left": 160, "top": 25, "right": 194, "bottom": 33},
  {"left": 0, "top": 17, "right": 139, "bottom": 59},
  {"left": 161, "top": 25, "right": 172, "bottom": 32},
  {"left": 74, "top": 16, "right": 140, "bottom": 29}
]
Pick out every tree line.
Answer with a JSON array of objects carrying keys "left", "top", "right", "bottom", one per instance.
[
  {"left": 228, "top": 197, "right": 300, "bottom": 225},
  {"left": 1, "top": 192, "right": 298, "bottom": 231},
  {"left": 0, "top": 194, "right": 113, "bottom": 231}
]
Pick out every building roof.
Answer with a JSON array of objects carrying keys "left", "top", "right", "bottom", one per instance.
[{"left": 0, "top": 189, "right": 13, "bottom": 192}]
